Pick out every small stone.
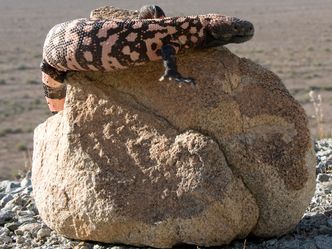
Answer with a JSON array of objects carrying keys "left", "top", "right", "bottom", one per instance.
[
  {"left": 111, "top": 246, "right": 127, "bottom": 249},
  {"left": 15, "top": 229, "right": 24, "bottom": 236},
  {"left": 4, "top": 195, "right": 23, "bottom": 209},
  {"left": 0, "top": 227, "right": 10, "bottom": 236},
  {"left": 327, "top": 218, "right": 332, "bottom": 227},
  {"left": 22, "top": 186, "right": 33, "bottom": 195},
  {"left": 315, "top": 235, "right": 332, "bottom": 249},
  {"left": 324, "top": 189, "right": 332, "bottom": 194},
  {"left": 37, "top": 227, "right": 51, "bottom": 239},
  {"left": 5, "top": 181, "right": 20, "bottom": 193},
  {"left": 324, "top": 209, "right": 332, "bottom": 216},
  {"left": 20, "top": 178, "right": 31, "bottom": 188},
  {"left": 0, "top": 194, "right": 13, "bottom": 208},
  {"left": 0, "top": 180, "right": 11, "bottom": 192},
  {"left": 93, "top": 245, "right": 107, "bottom": 249},
  {"left": 5, "top": 222, "right": 20, "bottom": 231},
  {"left": 11, "top": 205, "right": 20, "bottom": 212},
  {"left": 17, "top": 223, "right": 42, "bottom": 237},
  {"left": 279, "top": 238, "right": 300, "bottom": 249},
  {"left": 16, "top": 236, "right": 25, "bottom": 244},
  {"left": 303, "top": 240, "right": 317, "bottom": 249},
  {"left": 21, "top": 237, "right": 32, "bottom": 247},
  {"left": 73, "top": 242, "right": 92, "bottom": 249},
  {"left": 266, "top": 238, "right": 277, "bottom": 245},
  {"left": 0, "top": 233, "right": 12, "bottom": 244},
  {"left": 317, "top": 174, "right": 330, "bottom": 182},
  {"left": 318, "top": 225, "right": 332, "bottom": 234},
  {"left": 27, "top": 203, "right": 39, "bottom": 215},
  {"left": 17, "top": 210, "right": 35, "bottom": 217},
  {"left": 18, "top": 216, "right": 36, "bottom": 224},
  {"left": 0, "top": 210, "right": 14, "bottom": 225}
]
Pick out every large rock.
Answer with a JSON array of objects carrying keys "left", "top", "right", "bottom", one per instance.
[{"left": 32, "top": 22, "right": 315, "bottom": 249}]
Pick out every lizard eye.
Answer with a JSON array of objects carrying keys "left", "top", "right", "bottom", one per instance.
[{"left": 233, "top": 23, "right": 239, "bottom": 32}]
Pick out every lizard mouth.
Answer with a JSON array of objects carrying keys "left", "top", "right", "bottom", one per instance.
[
  {"left": 231, "top": 34, "right": 254, "bottom": 43},
  {"left": 202, "top": 29, "right": 254, "bottom": 48}
]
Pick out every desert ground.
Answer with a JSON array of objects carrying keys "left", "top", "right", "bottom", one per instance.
[{"left": 0, "top": 0, "right": 331, "bottom": 180}]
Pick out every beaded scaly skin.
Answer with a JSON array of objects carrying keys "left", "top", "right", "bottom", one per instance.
[{"left": 41, "top": 5, "right": 254, "bottom": 112}]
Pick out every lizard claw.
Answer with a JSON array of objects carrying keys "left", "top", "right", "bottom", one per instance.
[{"left": 159, "top": 72, "right": 196, "bottom": 86}]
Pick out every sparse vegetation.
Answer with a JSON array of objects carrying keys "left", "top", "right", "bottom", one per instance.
[
  {"left": 27, "top": 79, "right": 39, "bottom": 85},
  {"left": 309, "top": 90, "right": 332, "bottom": 139},
  {"left": 0, "top": 127, "right": 23, "bottom": 137},
  {"left": 16, "top": 64, "right": 30, "bottom": 70},
  {"left": 16, "top": 142, "right": 28, "bottom": 151}
]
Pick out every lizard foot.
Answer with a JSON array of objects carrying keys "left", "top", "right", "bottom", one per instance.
[{"left": 159, "top": 71, "right": 195, "bottom": 86}]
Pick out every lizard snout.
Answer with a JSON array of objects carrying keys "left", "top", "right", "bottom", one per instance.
[{"left": 233, "top": 20, "right": 254, "bottom": 36}]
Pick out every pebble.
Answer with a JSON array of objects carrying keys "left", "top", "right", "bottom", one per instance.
[
  {"left": 314, "top": 235, "right": 332, "bottom": 249},
  {"left": 317, "top": 174, "right": 331, "bottom": 182},
  {"left": 20, "top": 177, "right": 31, "bottom": 189},
  {"left": 18, "top": 216, "right": 36, "bottom": 224},
  {"left": 17, "top": 223, "right": 42, "bottom": 237},
  {"left": 37, "top": 227, "right": 51, "bottom": 239},
  {"left": 4, "top": 222, "right": 20, "bottom": 231},
  {"left": 0, "top": 194, "right": 13, "bottom": 209},
  {"left": 5, "top": 181, "right": 20, "bottom": 193},
  {"left": 0, "top": 139, "right": 332, "bottom": 248},
  {"left": 16, "top": 236, "right": 25, "bottom": 244},
  {"left": 0, "top": 210, "right": 14, "bottom": 226},
  {"left": 303, "top": 240, "right": 318, "bottom": 249},
  {"left": 279, "top": 238, "right": 300, "bottom": 249},
  {"left": 0, "top": 234, "right": 12, "bottom": 244},
  {"left": 0, "top": 181, "right": 11, "bottom": 192},
  {"left": 327, "top": 218, "right": 332, "bottom": 227}
]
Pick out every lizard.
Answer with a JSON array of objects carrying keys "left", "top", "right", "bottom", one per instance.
[{"left": 41, "top": 5, "right": 254, "bottom": 113}]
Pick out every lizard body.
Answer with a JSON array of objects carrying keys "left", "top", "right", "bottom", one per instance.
[{"left": 41, "top": 5, "right": 254, "bottom": 112}]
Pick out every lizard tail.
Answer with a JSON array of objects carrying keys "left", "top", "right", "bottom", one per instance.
[{"left": 41, "top": 60, "right": 66, "bottom": 113}]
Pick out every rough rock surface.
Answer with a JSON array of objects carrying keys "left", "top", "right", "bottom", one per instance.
[
  {"left": 32, "top": 45, "right": 315, "bottom": 247},
  {"left": 32, "top": 74, "right": 259, "bottom": 247},
  {"left": 89, "top": 6, "right": 138, "bottom": 20},
  {"left": 32, "top": 6, "right": 315, "bottom": 247},
  {"left": 2, "top": 140, "right": 331, "bottom": 248}
]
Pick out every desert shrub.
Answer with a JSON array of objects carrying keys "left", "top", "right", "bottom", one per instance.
[
  {"left": 27, "top": 79, "right": 39, "bottom": 85},
  {"left": 309, "top": 90, "right": 332, "bottom": 138},
  {"left": 0, "top": 128, "right": 23, "bottom": 137},
  {"left": 16, "top": 143, "right": 27, "bottom": 151}
]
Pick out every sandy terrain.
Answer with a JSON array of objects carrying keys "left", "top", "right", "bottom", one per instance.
[{"left": 0, "top": 0, "right": 331, "bottom": 179}]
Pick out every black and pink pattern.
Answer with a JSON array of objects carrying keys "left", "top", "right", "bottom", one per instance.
[{"left": 41, "top": 6, "right": 254, "bottom": 113}]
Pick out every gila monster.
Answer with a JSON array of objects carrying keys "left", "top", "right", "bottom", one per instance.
[{"left": 41, "top": 5, "right": 254, "bottom": 113}]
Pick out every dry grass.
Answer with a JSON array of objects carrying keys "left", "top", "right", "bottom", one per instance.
[{"left": 309, "top": 90, "right": 332, "bottom": 139}]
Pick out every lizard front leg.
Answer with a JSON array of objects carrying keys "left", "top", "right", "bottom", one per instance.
[
  {"left": 138, "top": 5, "right": 165, "bottom": 19},
  {"left": 40, "top": 59, "right": 67, "bottom": 113},
  {"left": 159, "top": 44, "right": 195, "bottom": 85}
]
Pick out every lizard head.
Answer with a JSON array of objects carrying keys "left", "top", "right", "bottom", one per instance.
[{"left": 202, "top": 14, "right": 254, "bottom": 47}]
